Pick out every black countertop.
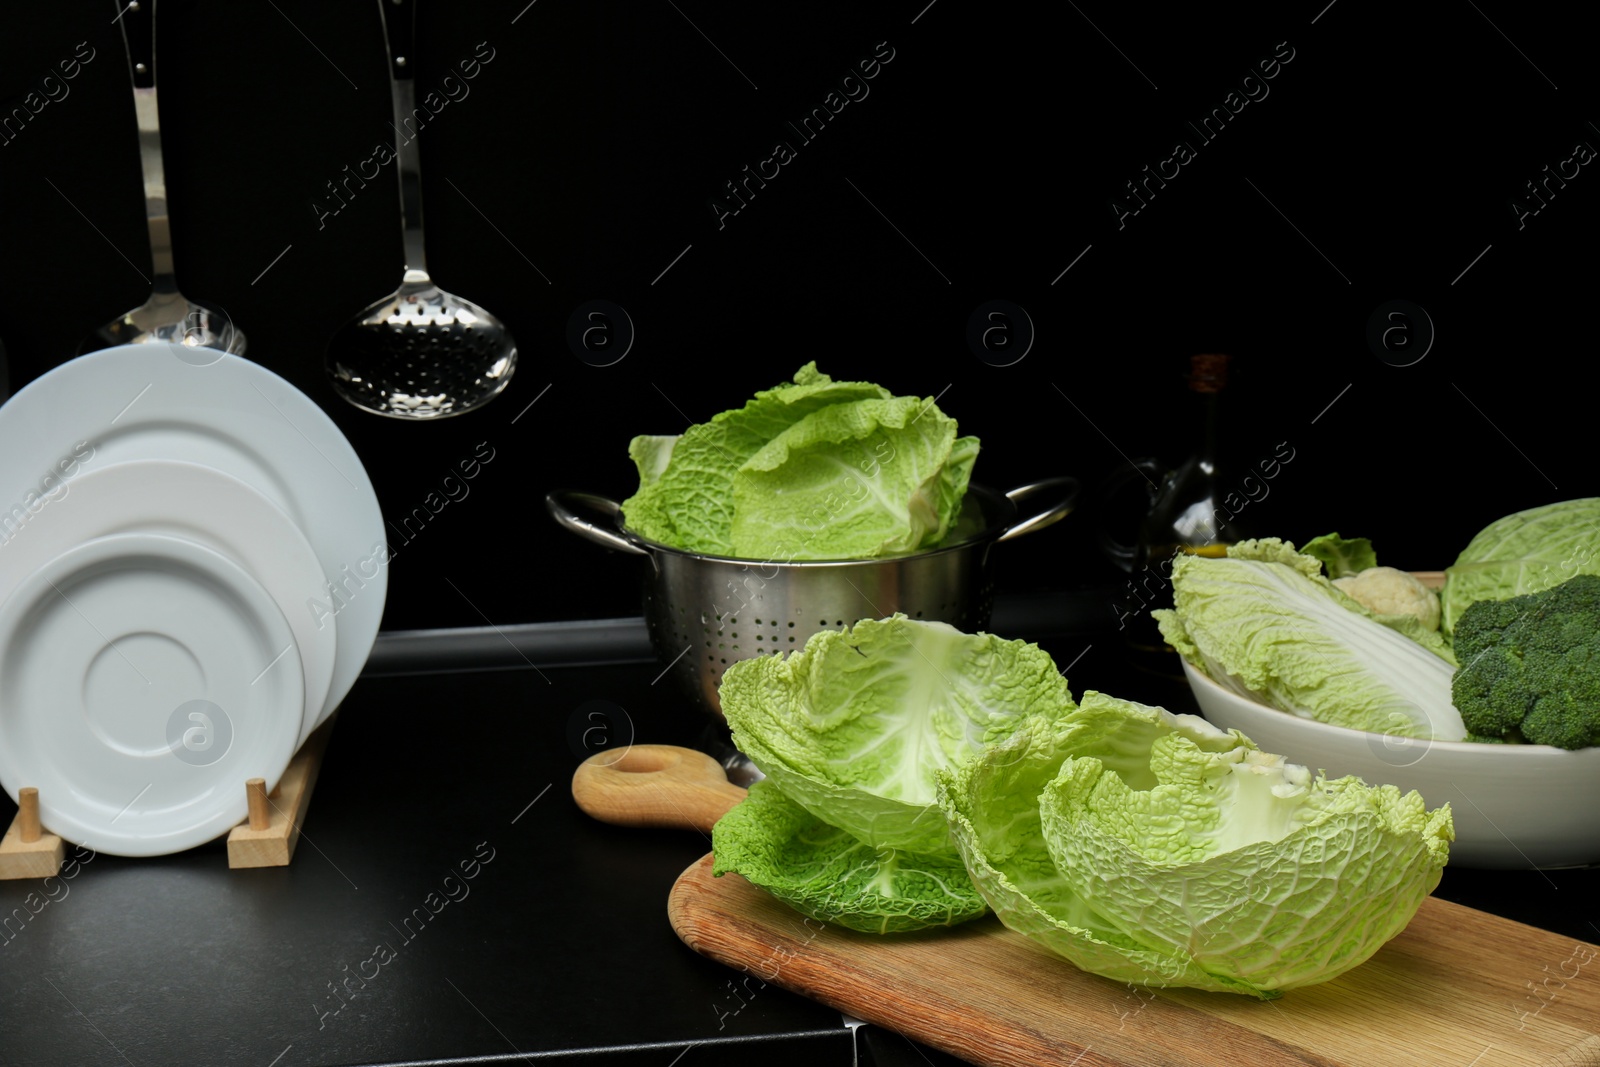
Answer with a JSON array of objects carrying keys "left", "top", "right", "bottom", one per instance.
[{"left": 2, "top": 608, "right": 1595, "bottom": 1067}]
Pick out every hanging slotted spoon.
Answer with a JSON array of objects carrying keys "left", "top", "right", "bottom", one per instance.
[
  {"left": 81, "top": 0, "right": 245, "bottom": 358},
  {"left": 323, "top": 0, "right": 517, "bottom": 419}
]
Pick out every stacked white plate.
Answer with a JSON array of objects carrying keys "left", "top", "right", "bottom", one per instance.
[{"left": 0, "top": 344, "right": 386, "bottom": 856}]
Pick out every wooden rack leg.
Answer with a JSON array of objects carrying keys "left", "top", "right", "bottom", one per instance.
[
  {"left": 227, "top": 713, "right": 336, "bottom": 869},
  {"left": 245, "top": 779, "right": 270, "bottom": 830},
  {"left": 0, "top": 787, "right": 66, "bottom": 880}
]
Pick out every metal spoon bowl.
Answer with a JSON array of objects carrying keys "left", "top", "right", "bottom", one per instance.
[
  {"left": 83, "top": 287, "right": 245, "bottom": 356},
  {"left": 323, "top": 0, "right": 516, "bottom": 420},
  {"left": 325, "top": 272, "right": 513, "bottom": 418}
]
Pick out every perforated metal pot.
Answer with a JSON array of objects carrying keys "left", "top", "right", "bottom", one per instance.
[{"left": 546, "top": 478, "right": 1078, "bottom": 720}]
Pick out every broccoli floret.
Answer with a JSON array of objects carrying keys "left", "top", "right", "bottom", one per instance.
[
  {"left": 1463, "top": 733, "right": 1514, "bottom": 744},
  {"left": 1451, "top": 575, "right": 1600, "bottom": 750}
]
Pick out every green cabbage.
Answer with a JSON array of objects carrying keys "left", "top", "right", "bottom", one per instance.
[
  {"left": 720, "top": 616, "right": 1074, "bottom": 857},
  {"left": 619, "top": 364, "right": 978, "bottom": 559},
  {"left": 627, "top": 435, "right": 678, "bottom": 487},
  {"left": 1440, "top": 498, "right": 1600, "bottom": 638},
  {"left": 939, "top": 692, "right": 1454, "bottom": 998},
  {"left": 731, "top": 396, "right": 976, "bottom": 559},
  {"left": 711, "top": 779, "right": 987, "bottom": 933},
  {"left": 1153, "top": 539, "right": 1464, "bottom": 740},
  {"left": 620, "top": 364, "right": 886, "bottom": 554},
  {"left": 1300, "top": 532, "right": 1376, "bottom": 578}
]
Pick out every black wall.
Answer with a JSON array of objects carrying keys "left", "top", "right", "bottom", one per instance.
[{"left": 2, "top": 0, "right": 1595, "bottom": 632}]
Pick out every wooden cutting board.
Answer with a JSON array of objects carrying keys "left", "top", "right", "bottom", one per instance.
[{"left": 669, "top": 854, "right": 1600, "bottom": 1067}]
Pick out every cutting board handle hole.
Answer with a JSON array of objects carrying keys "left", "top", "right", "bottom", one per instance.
[{"left": 611, "top": 748, "right": 676, "bottom": 774}]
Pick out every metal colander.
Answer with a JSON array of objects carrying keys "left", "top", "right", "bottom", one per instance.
[{"left": 546, "top": 478, "right": 1078, "bottom": 720}]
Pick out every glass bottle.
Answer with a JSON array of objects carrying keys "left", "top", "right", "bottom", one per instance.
[{"left": 1122, "top": 353, "right": 1250, "bottom": 676}]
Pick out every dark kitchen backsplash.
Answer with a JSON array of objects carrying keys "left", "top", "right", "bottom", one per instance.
[{"left": 2, "top": 0, "right": 1594, "bottom": 633}]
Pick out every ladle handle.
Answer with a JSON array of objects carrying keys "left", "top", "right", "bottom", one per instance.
[
  {"left": 118, "top": 1, "right": 154, "bottom": 89},
  {"left": 572, "top": 745, "right": 747, "bottom": 834},
  {"left": 375, "top": 0, "right": 427, "bottom": 276},
  {"left": 381, "top": 0, "right": 413, "bottom": 82},
  {"left": 112, "top": 0, "right": 173, "bottom": 286}
]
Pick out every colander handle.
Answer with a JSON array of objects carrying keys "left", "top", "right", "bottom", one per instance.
[
  {"left": 999, "top": 476, "right": 1080, "bottom": 543},
  {"left": 545, "top": 491, "right": 650, "bottom": 556}
]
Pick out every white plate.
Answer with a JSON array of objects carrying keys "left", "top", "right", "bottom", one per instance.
[
  {"left": 0, "top": 532, "right": 304, "bottom": 856},
  {"left": 0, "top": 344, "right": 385, "bottom": 727},
  {"left": 0, "top": 459, "right": 336, "bottom": 747}
]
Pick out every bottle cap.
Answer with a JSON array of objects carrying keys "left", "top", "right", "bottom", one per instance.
[{"left": 1187, "top": 353, "right": 1229, "bottom": 393}]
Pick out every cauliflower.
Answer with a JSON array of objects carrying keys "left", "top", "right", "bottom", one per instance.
[{"left": 1333, "top": 566, "right": 1441, "bottom": 631}]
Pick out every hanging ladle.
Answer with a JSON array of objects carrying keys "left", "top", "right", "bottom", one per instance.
[
  {"left": 323, "top": 0, "right": 517, "bottom": 419},
  {"left": 81, "top": 0, "right": 245, "bottom": 358}
]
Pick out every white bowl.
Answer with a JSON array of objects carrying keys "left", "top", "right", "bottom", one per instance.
[{"left": 1182, "top": 659, "right": 1600, "bottom": 870}]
